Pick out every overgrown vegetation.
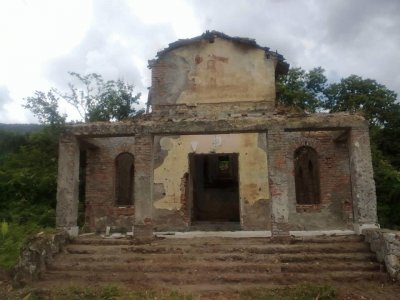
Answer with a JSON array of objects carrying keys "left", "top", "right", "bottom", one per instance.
[
  {"left": 0, "top": 72, "right": 143, "bottom": 271},
  {"left": 0, "top": 222, "right": 41, "bottom": 270}
]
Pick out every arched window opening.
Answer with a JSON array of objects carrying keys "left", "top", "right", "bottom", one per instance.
[
  {"left": 115, "top": 152, "right": 134, "bottom": 206},
  {"left": 294, "top": 146, "right": 321, "bottom": 205}
]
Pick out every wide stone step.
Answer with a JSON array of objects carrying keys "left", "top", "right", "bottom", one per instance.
[
  {"left": 38, "top": 235, "right": 388, "bottom": 292},
  {"left": 41, "top": 270, "right": 388, "bottom": 286},
  {"left": 290, "top": 235, "right": 364, "bottom": 244},
  {"left": 53, "top": 252, "right": 280, "bottom": 264},
  {"left": 71, "top": 234, "right": 364, "bottom": 246},
  {"left": 280, "top": 261, "right": 382, "bottom": 273},
  {"left": 53, "top": 251, "right": 378, "bottom": 266},
  {"left": 64, "top": 242, "right": 371, "bottom": 255},
  {"left": 47, "top": 261, "right": 282, "bottom": 273},
  {"left": 47, "top": 258, "right": 382, "bottom": 274},
  {"left": 279, "top": 252, "right": 377, "bottom": 263}
]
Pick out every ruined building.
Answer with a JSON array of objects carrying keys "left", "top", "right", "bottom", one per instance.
[{"left": 56, "top": 31, "right": 379, "bottom": 239}]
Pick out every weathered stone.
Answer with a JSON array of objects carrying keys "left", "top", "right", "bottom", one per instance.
[
  {"left": 55, "top": 31, "right": 378, "bottom": 240},
  {"left": 13, "top": 231, "right": 69, "bottom": 287},
  {"left": 363, "top": 228, "right": 400, "bottom": 281}
]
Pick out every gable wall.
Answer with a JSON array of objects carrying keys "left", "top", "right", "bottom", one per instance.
[{"left": 150, "top": 38, "right": 277, "bottom": 110}]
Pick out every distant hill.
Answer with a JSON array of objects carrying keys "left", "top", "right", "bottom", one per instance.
[{"left": 0, "top": 123, "right": 43, "bottom": 134}]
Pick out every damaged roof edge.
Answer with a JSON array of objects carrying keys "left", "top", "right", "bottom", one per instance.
[{"left": 148, "top": 30, "right": 289, "bottom": 75}]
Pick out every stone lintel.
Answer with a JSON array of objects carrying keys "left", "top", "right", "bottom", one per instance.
[{"left": 65, "top": 113, "right": 367, "bottom": 138}]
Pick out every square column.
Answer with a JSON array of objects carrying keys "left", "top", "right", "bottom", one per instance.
[
  {"left": 56, "top": 134, "right": 80, "bottom": 236},
  {"left": 133, "top": 135, "right": 154, "bottom": 241},
  {"left": 267, "top": 128, "right": 290, "bottom": 237},
  {"left": 348, "top": 125, "right": 379, "bottom": 233}
]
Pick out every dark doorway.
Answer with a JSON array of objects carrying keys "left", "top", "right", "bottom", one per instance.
[{"left": 189, "top": 153, "right": 240, "bottom": 222}]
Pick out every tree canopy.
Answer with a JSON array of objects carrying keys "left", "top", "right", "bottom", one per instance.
[
  {"left": 277, "top": 67, "right": 327, "bottom": 112},
  {"left": 24, "top": 72, "right": 144, "bottom": 124},
  {"left": 324, "top": 75, "right": 399, "bottom": 127}
]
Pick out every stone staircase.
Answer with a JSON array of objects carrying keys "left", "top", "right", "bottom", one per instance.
[{"left": 37, "top": 234, "right": 388, "bottom": 293}]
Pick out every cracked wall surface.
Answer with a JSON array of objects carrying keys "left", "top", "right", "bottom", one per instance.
[
  {"left": 151, "top": 37, "right": 277, "bottom": 108},
  {"left": 152, "top": 133, "right": 269, "bottom": 230},
  {"left": 56, "top": 31, "right": 377, "bottom": 236}
]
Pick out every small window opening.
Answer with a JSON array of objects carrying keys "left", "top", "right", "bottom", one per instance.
[
  {"left": 115, "top": 152, "right": 134, "bottom": 206},
  {"left": 218, "top": 155, "right": 230, "bottom": 173}
]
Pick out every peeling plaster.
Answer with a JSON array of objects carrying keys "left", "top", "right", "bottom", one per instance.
[
  {"left": 162, "top": 38, "right": 276, "bottom": 105},
  {"left": 153, "top": 133, "right": 269, "bottom": 210}
]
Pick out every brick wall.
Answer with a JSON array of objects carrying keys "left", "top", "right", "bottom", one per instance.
[
  {"left": 285, "top": 130, "right": 353, "bottom": 230},
  {"left": 85, "top": 137, "right": 135, "bottom": 232}
]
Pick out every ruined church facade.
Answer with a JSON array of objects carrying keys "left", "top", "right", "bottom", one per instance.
[{"left": 56, "top": 32, "right": 378, "bottom": 238}]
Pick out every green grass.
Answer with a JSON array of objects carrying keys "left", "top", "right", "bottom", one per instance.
[
  {"left": 3, "top": 284, "right": 338, "bottom": 300},
  {"left": 240, "top": 284, "right": 337, "bottom": 300},
  {"left": 21, "top": 286, "right": 197, "bottom": 300},
  {"left": 0, "top": 222, "right": 43, "bottom": 270}
]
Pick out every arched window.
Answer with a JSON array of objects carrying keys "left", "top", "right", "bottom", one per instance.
[
  {"left": 294, "top": 146, "right": 321, "bottom": 205},
  {"left": 115, "top": 152, "right": 134, "bottom": 206}
]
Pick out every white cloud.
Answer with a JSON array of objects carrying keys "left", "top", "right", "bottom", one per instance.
[
  {"left": 0, "top": 0, "right": 399, "bottom": 123},
  {"left": 0, "top": 0, "right": 93, "bottom": 123}
]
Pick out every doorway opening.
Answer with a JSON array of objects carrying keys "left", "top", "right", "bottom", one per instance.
[{"left": 189, "top": 153, "right": 240, "bottom": 224}]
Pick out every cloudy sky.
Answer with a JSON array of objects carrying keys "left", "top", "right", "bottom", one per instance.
[{"left": 0, "top": 0, "right": 399, "bottom": 123}]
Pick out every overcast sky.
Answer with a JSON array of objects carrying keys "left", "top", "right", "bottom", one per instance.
[{"left": 0, "top": 0, "right": 399, "bottom": 123}]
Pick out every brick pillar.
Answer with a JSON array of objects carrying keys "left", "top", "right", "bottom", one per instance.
[
  {"left": 267, "top": 128, "right": 290, "bottom": 237},
  {"left": 56, "top": 134, "right": 80, "bottom": 236},
  {"left": 348, "top": 125, "right": 379, "bottom": 233},
  {"left": 133, "top": 134, "right": 154, "bottom": 241}
]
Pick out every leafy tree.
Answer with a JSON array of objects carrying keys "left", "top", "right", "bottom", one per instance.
[
  {"left": 8, "top": 72, "right": 144, "bottom": 232},
  {"left": 24, "top": 90, "right": 66, "bottom": 125},
  {"left": 277, "top": 67, "right": 327, "bottom": 112},
  {"left": 372, "top": 146, "right": 400, "bottom": 229},
  {"left": 0, "top": 130, "right": 28, "bottom": 162},
  {"left": 323, "top": 75, "right": 398, "bottom": 127},
  {"left": 24, "top": 72, "right": 143, "bottom": 124},
  {"left": 0, "top": 127, "right": 60, "bottom": 227}
]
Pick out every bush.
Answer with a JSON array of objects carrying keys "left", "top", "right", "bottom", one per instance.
[{"left": 0, "top": 222, "right": 41, "bottom": 270}]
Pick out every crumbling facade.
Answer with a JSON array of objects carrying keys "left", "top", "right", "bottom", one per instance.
[{"left": 56, "top": 31, "right": 379, "bottom": 239}]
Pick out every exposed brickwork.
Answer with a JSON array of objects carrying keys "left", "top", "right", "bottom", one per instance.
[
  {"left": 56, "top": 32, "right": 377, "bottom": 238},
  {"left": 133, "top": 135, "right": 153, "bottom": 231},
  {"left": 285, "top": 131, "right": 353, "bottom": 228},
  {"left": 179, "top": 172, "right": 190, "bottom": 226},
  {"left": 268, "top": 129, "right": 355, "bottom": 234},
  {"left": 268, "top": 128, "right": 290, "bottom": 236},
  {"left": 85, "top": 137, "right": 135, "bottom": 232}
]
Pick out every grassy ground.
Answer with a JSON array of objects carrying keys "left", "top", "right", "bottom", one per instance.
[
  {"left": 1, "top": 282, "right": 399, "bottom": 300},
  {"left": 0, "top": 222, "right": 52, "bottom": 270}
]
